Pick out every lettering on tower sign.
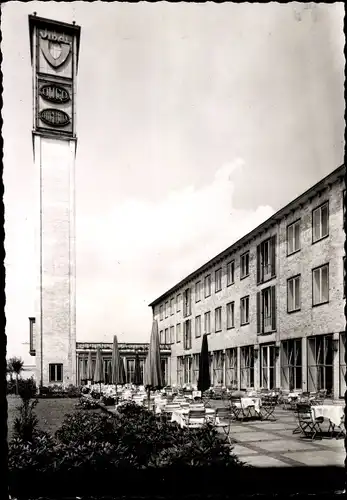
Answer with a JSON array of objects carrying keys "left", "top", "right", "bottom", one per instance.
[
  {"left": 39, "top": 28, "right": 71, "bottom": 68},
  {"left": 39, "top": 108, "right": 71, "bottom": 127},
  {"left": 39, "top": 84, "right": 70, "bottom": 104}
]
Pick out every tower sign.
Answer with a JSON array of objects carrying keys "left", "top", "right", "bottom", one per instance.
[{"left": 29, "top": 16, "right": 80, "bottom": 138}]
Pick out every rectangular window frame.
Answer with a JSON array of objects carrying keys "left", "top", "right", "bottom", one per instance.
[
  {"left": 312, "top": 263, "right": 329, "bottom": 307},
  {"left": 215, "top": 268, "right": 222, "bottom": 293},
  {"left": 287, "top": 274, "right": 301, "bottom": 313},
  {"left": 204, "top": 274, "right": 211, "bottom": 298},
  {"left": 204, "top": 311, "right": 211, "bottom": 335},
  {"left": 240, "top": 295, "right": 250, "bottom": 326},
  {"left": 312, "top": 201, "right": 329, "bottom": 244},
  {"left": 159, "top": 305, "right": 163, "bottom": 321},
  {"left": 176, "top": 323, "right": 181, "bottom": 343},
  {"left": 215, "top": 306, "right": 222, "bottom": 332},
  {"left": 49, "top": 363, "right": 63, "bottom": 383},
  {"left": 165, "top": 301, "right": 169, "bottom": 319},
  {"left": 176, "top": 294, "right": 181, "bottom": 312},
  {"left": 226, "top": 301, "right": 235, "bottom": 329},
  {"left": 170, "top": 298, "right": 174, "bottom": 316},
  {"left": 240, "top": 251, "right": 250, "bottom": 280},
  {"left": 227, "top": 260, "right": 235, "bottom": 286},
  {"left": 287, "top": 219, "right": 301, "bottom": 256},
  {"left": 195, "top": 315, "right": 202, "bottom": 338},
  {"left": 195, "top": 281, "right": 202, "bottom": 303}
]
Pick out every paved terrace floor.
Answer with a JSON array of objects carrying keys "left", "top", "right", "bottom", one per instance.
[{"left": 210, "top": 401, "right": 345, "bottom": 468}]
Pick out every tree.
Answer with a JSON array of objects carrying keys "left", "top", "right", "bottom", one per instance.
[
  {"left": 6, "top": 360, "right": 14, "bottom": 381},
  {"left": 8, "top": 357, "right": 24, "bottom": 395}
]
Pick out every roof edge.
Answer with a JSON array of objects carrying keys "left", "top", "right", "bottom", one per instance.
[{"left": 149, "top": 164, "right": 345, "bottom": 307}]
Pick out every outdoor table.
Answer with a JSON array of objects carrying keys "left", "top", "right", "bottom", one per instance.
[
  {"left": 311, "top": 405, "right": 344, "bottom": 427},
  {"left": 240, "top": 397, "right": 261, "bottom": 414},
  {"left": 171, "top": 407, "right": 216, "bottom": 428}
]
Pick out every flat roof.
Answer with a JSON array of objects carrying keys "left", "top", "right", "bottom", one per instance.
[{"left": 149, "top": 164, "right": 345, "bottom": 307}]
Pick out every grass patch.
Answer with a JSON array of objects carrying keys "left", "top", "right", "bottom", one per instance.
[{"left": 7, "top": 395, "right": 95, "bottom": 439}]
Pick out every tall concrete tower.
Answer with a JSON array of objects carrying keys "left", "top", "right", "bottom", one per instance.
[{"left": 28, "top": 15, "right": 81, "bottom": 387}]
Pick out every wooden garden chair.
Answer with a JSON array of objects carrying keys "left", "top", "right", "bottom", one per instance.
[
  {"left": 259, "top": 395, "right": 278, "bottom": 421},
  {"left": 294, "top": 403, "right": 322, "bottom": 440}
]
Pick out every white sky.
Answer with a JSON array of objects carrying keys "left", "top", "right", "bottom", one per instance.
[{"left": 2, "top": 2, "right": 345, "bottom": 363}]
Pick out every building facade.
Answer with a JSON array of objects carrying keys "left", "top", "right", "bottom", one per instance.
[
  {"left": 76, "top": 342, "right": 171, "bottom": 386},
  {"left": 149, "top": 166, "right": 346, "bottom": 400}
]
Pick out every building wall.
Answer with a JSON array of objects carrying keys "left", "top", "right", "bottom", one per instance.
[
  {"left": 34, "top": 136, "right": 77, "bottom": 386},
  {"left": 152, "top": 168, "right": 345, "bottom": 396}
]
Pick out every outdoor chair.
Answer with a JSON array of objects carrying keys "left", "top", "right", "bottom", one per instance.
[
  {"left": 259, "top": 395, "right": 278, "bottom": 421},
  {"left": 294, "top": 403, "right": 323, "bottom": 440},
  {"left": 228, "top": 396, "right": 244, "bottom": 421},
  {"left": 213, "top": 407, "right": 233, "bottom": 446},
  {"left": 329, "top": 415, "right": 346, "bottom": 439},
  {"left": 182, "top": 408, "right": 207, "bottom": 429}
]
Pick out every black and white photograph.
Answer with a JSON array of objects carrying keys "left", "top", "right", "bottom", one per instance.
[{"left": 2, "top": 2, "right": 346, "bottom": 498}]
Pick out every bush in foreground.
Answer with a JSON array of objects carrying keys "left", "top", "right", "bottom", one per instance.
[{"left": 9, "top": 401, "right": 245, "bottom": 497}]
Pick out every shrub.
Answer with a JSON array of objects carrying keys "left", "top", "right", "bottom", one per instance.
[
  {"left": 90, "top": 390, "right": 101, "bottom": 399},
  {"left": 65, "top": 384, "right": 81, "bottom": 398},
  {"left": 77, "top": 396, "right": 100, "bottom": 410},
  {"left": 7, "top": 379, "right": 16, "bottom": 395},
  {"left": 12, "top": 398, "right": 39, "bottom": 442},
  {"left": 55, "top": 410, "right": 117, "bottom": 445},
  {"left": 18, "top": 377, "right": 37, "bottom": 401},
  {"left": 81, "top": 385, "right": 90, "bottom": 394},
  {"left": 100, "top": 395, "right": 115, "bottom": 406}
]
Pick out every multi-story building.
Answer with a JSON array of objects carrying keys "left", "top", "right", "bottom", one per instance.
[{"left": 149, "top": 165, "right": 346, "bottom": 399}]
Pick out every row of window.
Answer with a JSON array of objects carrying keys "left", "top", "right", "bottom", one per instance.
[
  {"left": 175, "top": 333, "right": 346, "bottom": 396},
  {"left": 159, "top": 199, "right": 338, "bottom": 321},
  {"left": 159, "top": 263, "right": 334, "bottom": 347}
]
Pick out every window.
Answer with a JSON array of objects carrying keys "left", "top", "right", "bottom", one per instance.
[
  {"left": 192, "top": 354, "right": 200, "bottom": 385},
  {"left": 177, "top": 357, "right": 184, "bottom": 386},
  {"left": 312, "top": 264, "right": 329, "bottom": 306},
  {"left": 213, "top": 351, "right": 224, "bottom": 386},
  {"left": 170, "top": 326, "right": 174, "bottom": 344},
  {"left": 195, "top": 315, "right": 201, "bottom": 338},
  {"left": 281, "top": 339, "right": 302, "bottom": 391},
  {"left": 183, "top": 357, "right": 192, "bottom": 384},
  {"left": 257, "top": 286, "right": 276, "bottom": 333},
  {"left": 343, "top": 257, "right": 346, "bottom": 299},
  {"left": 307, "top": 334, "right": 333, "bottom": 395},
  {"left": 165, "top": 301, "right": 168, "bottom": 318},
  {"left": 176, "top": 323, "right": 181, "bottom": 343},
  {"left": 312, "top": 202, "right": 329, "bottom": 243},
  {"left": 164, "top": 328, "right": 169, "bottom": 344},
  {"left": 159, "top": 305, "right": 163, "bottom": 321},
  {"left": 204, "top": 311, "right": 211, "bottom": 334},
  {"left": 49, "top": 363, "right": 63, "bottom": 383},
  {"left": 195, "top": 281, "right": 202, "bottom": 302},
  {"left": 343, "top": 190, "right": 346, "bottom": 227},
  {"left": 225, "top": 348, "right": 237, "bottom": 389},
  {"left": 183, "top": 320, "right": 192, "bottom": 350},
  {"left": 126, "top": 359, "right": 135, "bottom": 384},
  {"left": 287, "top": 220, "right": 300, "bottom": 255},
  {"left": 160, "top": 330, "right": 164, "bottom": 343},
  {"left": 257, "top": 236, "right": 276, "bottom": 283},
  {"left": 226, "top": 302, "right": 234, "bottom": 329},
  {"left": 204, "top": 274, "right": 211, "bottom": 297},
  {"left": 170, "top": 298, "right": 174, "bottom": 315},
  {"left": 176, "top": 294, "right": 181, "bottom": 312},
  {"left": 240, "top": 346, "right": 254, "bottom": 389},
  {"left": 215, "top": 268, "right": 222, "bottom": 292},
  {"left": 240, "top": 251, "right": 250, "bottom": 279},
  {"left": 287, "top": 275, "right": 301, "bottom": 312},
  {"left": 183, "top": 288, "right": 191, "bottom": 317},
  {"left": 215, "top": 307, "right": 222, "bottom": 332},
  {"left": 227, "top": 260, "right": 235, "bottom": 286},
  {"left": 240, "top": 296, "right": 250, "bottom": 325},
  {"left": 260, "top": 344, "right": 276, "bottom": 389}
]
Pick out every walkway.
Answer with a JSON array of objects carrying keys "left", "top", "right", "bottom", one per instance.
[{"left": 227, "top": 406, "right": 345, "bottom": 467}]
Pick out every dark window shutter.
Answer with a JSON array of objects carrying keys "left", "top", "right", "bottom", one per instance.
[
  {"left": 271, "top": 235, "right": 277, "bottom": 277},
  {"left": 256, "top": 292, "right": 261, "bottom": 333},
  {"left": 271, "top": 286, "right": 277, "bottom": 331},
  {"left": 256, "top": 245, "right": 261, "bottom": 284}
]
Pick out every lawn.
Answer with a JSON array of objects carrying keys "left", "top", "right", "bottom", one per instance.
[{"left": 7, "top": 395, "right": 90, "bottom": 440}]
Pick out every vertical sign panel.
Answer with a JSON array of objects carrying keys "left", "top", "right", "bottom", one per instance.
[{"left": 29, "top": 15, "right": 81, "bottom": 139}]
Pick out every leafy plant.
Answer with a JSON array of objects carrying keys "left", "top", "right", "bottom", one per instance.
[
  {"left": 8, "top": 357, "right": 24, "bottom": 395},
  {"left": 13, "top": 398, "right": 39, "bottom": 442},
  {"left": 18, "top": 377, "right": 37, "bottom": 401}
]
